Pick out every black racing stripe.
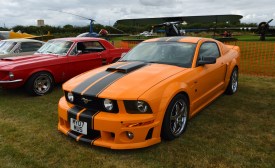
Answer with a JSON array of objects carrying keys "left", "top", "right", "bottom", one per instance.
[
  {"left": 67, "top": 106, "right": 84, "bottom": 121},
  {"left": 67, "top": 131, "right": 81, "bottom": 140},
  {"left": 82, "top": 62, "right": 148, "bottom": 96},
  {"left": 106, "top": 62, "right": 128, "bottom": 70},
  {"left": 79, "top": 109, "right": 98, "bottom": 134},
  {"left": 79, "top": 131, "right": 100, "bottom": 144},
  {"left": 79, "top": 136, "right": 93, "bottom": 143},
  {"left": 115, "top": 62, "right": 147, "bottom": 73},
  {"left": 107, "top": 62, "right": 147, "bottom": 73},
  {"left": 68, "top": 130, "right": 100, "bottom": 144},
  {"left": 72, "top": 71, "right": 111, "bottom": 93},
  {"left": 83, "top": 72, "right": 125, "bottom": 97}
]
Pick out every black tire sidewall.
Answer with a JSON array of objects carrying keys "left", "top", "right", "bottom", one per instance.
[
  {"left": 161, "top": 94, "right": 189, "bottom": 140},
  {"left": 26, "top": 72, "right": 54, "bottom": 96},
  {"left": 226, "top": 67, "right": 238, "bottom": 95}
]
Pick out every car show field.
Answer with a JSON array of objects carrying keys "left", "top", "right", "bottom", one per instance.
[
  {"left": 1, "top": 1, "right": 275, "bottom": 166},
  {"left": 0, "top": 75, "right": 274, "bottom": 167}
]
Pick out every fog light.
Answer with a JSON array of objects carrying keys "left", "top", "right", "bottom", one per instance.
[
  {"left": 9, "top": 72, "right": 14, "bottom": 80},
  {"left": 67, "top": 92, "right": 74, "bottom": 103},
  {"left": 126, "top": 131, "right": 134, "bottom": 139},
  {"left": 103, "top": 99, "right": 114, "bottom": 111}
]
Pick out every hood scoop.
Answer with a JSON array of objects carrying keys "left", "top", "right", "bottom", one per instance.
[{"left": 106, "top": 62, "right": 147, "bottom": 73}]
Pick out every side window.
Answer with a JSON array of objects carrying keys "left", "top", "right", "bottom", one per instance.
[
  {"left": 69, "top": 45, "right": 77, "bottom": 56},
  {"left": 198, "top": 42, "right": 220, "bottom": 61},
  {"left": 21, "top": 42, "right": 43, "bottom": 52},
  {"left": 75, "top": 41, "right": 105, "bottom": 54}
]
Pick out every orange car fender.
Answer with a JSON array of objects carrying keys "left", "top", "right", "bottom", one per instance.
[
  {"left": 224, "top": 57, "right": 239, "bottom": 89},
  {"left": 139, "top": 80, "right": 190, "bottom": 137}
]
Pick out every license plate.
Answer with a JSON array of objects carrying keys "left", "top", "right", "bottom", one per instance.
[{"left": 70, "top": 118, "right": 87, "bottom": 135}]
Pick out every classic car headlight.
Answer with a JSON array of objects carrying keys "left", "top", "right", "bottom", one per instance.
[
  {"left": 103, "top": 99, "right": 114, "bottom": 111},
  {"left": 124, "top": 100, "right": 152, "bottom": 114},
  {"left": 67, "top": 92, "right": 74, "bottom": 103}
]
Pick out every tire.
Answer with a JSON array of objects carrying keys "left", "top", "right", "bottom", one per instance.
[
  {"left": 225, "top": 67, "right": 238, "bottom": 95},
  {"left": 161, "top": 94, "right": 189, "bottom": 140},
  {"left": 25, "top": 72, "right": 54, "bottom": 96}
]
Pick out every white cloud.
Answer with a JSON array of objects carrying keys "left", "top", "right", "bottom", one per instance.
[{"left": 0, "top": 0, "right": 274, "bottom": 28}]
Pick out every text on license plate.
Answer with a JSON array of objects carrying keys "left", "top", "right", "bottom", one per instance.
[{"left": 70, "top": 118, "right": 87, "bottom": 135}]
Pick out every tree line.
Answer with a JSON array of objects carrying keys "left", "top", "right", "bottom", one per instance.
[{"left": 0, "top": 22, "right": 258, "bottom": 36}]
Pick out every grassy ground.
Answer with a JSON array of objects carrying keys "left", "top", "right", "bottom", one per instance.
[{"left": 0, "top": 75, "right": 274, "bottom": 168}]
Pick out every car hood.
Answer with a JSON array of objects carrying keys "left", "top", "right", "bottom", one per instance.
[
  {"left": 64, "top": 61, "right": 187, "bottom": 99},
  {"left": 0, "top": 54, "right": 59, "bottom": 69}
]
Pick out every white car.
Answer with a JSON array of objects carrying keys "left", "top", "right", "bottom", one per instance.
[{"left": 0, "top": 39, "right": 44, "bottom": 58}]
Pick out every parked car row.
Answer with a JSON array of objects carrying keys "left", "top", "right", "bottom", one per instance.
[
  {"left": 0, "top": 36, "right": 240, "bottom": 149},
  {"left": 0, "top": 37, "right": 129, "bottom": 95}
]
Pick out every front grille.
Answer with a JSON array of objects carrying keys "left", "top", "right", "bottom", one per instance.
[
  {"left": 0, "top": 71, "right": 8, "bottom": 80},
  {"left": 66, "top": 92, "right": 119, "bottom": 113}
]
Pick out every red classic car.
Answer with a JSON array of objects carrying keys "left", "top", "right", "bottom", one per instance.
[{"left": 0, "top": 37, "right": 129, "bottom": 95}]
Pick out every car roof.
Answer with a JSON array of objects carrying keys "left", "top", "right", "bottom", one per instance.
[
  {"left": 51, "top": 37, "right": 104, "bottom": 42},
  {"left": 144, "top": 36, "right": 215, "bottom": 44},
  {"left": 1, "top": 38, "right": 44, "bottom": 43}
]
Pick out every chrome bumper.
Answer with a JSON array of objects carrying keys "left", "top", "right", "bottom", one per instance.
[{"left": 0, "top": 79, "right": 23, "bottom": 84}]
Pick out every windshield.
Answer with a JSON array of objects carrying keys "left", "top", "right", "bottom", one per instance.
[
  {"left": 120, "top": 42, "right": 196, "bottom": 68},
  {"left": 36, "top": 40, "right": 73, "bottom": 55},
  {"left": 0, "top": 41, "right": 17, "bottom": 54}
]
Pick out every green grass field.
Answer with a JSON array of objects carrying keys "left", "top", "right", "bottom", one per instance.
[{"left": 0, "top": 75, "right": 274, "bottom": 168}]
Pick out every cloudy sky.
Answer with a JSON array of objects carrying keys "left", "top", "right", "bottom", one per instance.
[{"left": 0, "top": 0, "right": 274, "bottom": 28}]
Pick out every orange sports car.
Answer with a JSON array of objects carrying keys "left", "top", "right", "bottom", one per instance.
[{"left": 58, "top": 37, "right": 240, "bottom": 149}]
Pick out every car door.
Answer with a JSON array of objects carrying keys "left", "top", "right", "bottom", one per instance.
[
  {"left": 191, "top": 41, "right": 227, "bottom": 113},
  {"left": 67, "top": 41, "right": 104, "bottom": 78}
]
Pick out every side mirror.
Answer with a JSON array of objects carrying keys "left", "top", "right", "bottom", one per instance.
[
  {"left": 197, "top": 56, "right": 216, "bottom": 66},
  {"left": 76, "top": 50, "right": 82, "bottom": 55}
]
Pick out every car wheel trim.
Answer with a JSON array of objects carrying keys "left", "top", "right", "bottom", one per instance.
[
  {"left": 170, "top": 99, "right": 188, "bottom": 136},
  {"left": 231, "top": 69, "right": 238, "bottom": 93},
  {"left": 34, "top": 75, "right": 51, "bottom": 94}
]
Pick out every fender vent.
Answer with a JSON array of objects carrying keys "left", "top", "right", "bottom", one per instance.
[{"left": 146, "top": 128, "right": 154, "bottom": 140}]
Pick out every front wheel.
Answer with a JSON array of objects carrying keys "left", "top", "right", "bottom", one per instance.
[
  {"left": 225, "top": 67, "right": 238, "bottom": 95},
  {"left": 161, "top": 94, "right": 189, "bottom": 140},
  {"left": 25, "top": 72, "right": 54, "bottom": 96}
]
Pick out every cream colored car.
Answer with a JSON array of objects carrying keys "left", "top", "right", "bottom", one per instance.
[{"left": 0, "top": 39, "right": 44, "bottom": 58}]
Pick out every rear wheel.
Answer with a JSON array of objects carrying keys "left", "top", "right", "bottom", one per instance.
[
  {"left": 161, "top": 94, "right": 189, "bottom": 140},
  {"left": 225, "top": 67, "right": 238, "bottom": 95},
  {"left": 25, "top": 72, "right": 54, "bottom": 96}
]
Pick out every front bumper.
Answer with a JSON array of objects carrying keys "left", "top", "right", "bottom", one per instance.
[
  {"left": 0, "top": 79, "right": 23, "bottom": 84},
  {"left": 58, "top": 97, "right": 161, "bottom": 149},
  {"left": 0, "top": 79, "right": 23, "bottom": 88}
]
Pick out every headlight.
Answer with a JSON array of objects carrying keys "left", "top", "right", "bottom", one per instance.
[
  {"left": 124, "top": 100, "right": 152, "bottom": 114},
  {"left": 67, "top": 92, "right": 74, "bottom": 103},
  {"left": 136, "top": 101, "right": 148, "bottom": 113},
  {"left": 103, "top": 99, "right": 114, "bottom": 111}
]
